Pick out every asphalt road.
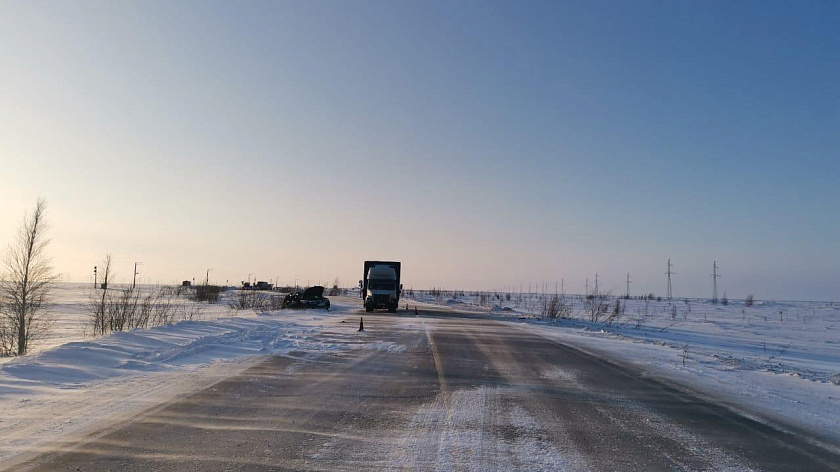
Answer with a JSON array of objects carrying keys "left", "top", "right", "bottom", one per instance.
[{"left": 17, "top": 307, "right": 840, "bottom": 472}]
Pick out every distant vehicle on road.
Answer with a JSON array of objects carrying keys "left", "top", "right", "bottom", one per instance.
[
  {"left": 282, "top": 286, "right": 330, "bottom": 310},
  {"left": 360, "top": 261, "right": 402, "bottom": 313},
  {"left": 241, "top": 281, "right": 274, "bottom": 291}
]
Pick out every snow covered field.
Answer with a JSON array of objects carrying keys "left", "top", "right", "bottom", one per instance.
[
  {"left": 407, "top": 291, "right": 840, "bottom": 445},
  {"left": 0, "top": 284, "right": 365, "bottom": 466}
]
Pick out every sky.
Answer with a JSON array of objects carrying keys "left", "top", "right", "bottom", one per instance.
[{"left": 1, "top": 1, "right": 838, "bottom": 300}]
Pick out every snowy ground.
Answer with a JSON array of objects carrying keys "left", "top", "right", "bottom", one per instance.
[
  {"left": 0, "top": 284, "right": 365, "bottom": 466},
  {"left": 3, "top": 283, "right": 246, "bottom": 361},
  {"left": 406, "top": 291, "right": 840, "bottom": 445},
  {"left": 2, "top": 284, "right": 838, "bottom": 465}
]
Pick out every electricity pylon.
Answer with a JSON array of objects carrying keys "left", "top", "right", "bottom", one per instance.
[
  {"left": 626, "top": 272, "right": 632, "bottom": 299},
  {"left": 712, "top": 261, "right": 721, "bottom": 303}
]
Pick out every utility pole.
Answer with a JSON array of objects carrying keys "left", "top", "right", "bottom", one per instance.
[
  {"left": 626, "top": 272, "right": 632, "bottom": 299},
  {"left": 666, "top": 258, "right": 675, "bottom": 300},
  {"left": 93, "top": 266, "right": 97, "bottom": 289},
  {"left": 712, "top": 261, "right": 721, "bottom": 303},
  {"left": 205, "top": 268, "right": 212, "bottom": 286},
  {"left": 585, "top": 278, "right": 589, "bottom": 295},
  {"left": 132, "top": 262, "right": 142, "bottom": 289}
]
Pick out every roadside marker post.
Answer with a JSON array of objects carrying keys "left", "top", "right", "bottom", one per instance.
[{"left": 358, "top": 317, "right": 364, "bottom": 332}]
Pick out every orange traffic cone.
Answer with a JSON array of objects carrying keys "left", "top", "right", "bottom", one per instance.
[{"left": 358, "top": 317, "right": 364, "bottom": 331}]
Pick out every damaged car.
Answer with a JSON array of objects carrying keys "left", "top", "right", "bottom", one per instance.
[{"left": 281, "top": 285, "right": 330, "bottom": 310}]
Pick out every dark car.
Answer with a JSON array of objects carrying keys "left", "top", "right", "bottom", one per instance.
[{"left": 282, "top": 286, "right": 330, "bottom": 310}]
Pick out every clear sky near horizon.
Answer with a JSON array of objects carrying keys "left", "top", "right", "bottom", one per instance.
[{"left": 1, "top": 1, "right": 838, "bottom": 300}]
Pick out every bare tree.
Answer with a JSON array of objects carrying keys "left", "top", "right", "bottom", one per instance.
[
  {"left": 0, "top": 199, "right": 55, "bottom": 356},
  {"left": 89, "top": 255, "right": 113, "bottom": 336}
]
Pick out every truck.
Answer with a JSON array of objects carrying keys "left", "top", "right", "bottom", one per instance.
[{"left": 359, "top": 261, "right": 402, "bottom": 313}]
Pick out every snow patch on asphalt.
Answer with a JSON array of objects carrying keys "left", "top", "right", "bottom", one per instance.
[
  {"left": 540, "top": 367, "right": 579, "bottom": 385},
  {"left": 386, "top": 386, "right": 588, "bottom": 471},
  {"left": 355, "top": 341, "right": 407, "bottom": 353},
  {"left": 593, "top": 401, "right": 757, "bottom": 472}
]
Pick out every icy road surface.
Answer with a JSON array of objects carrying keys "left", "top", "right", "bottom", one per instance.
[{"left": 15, "top": 308, "right": 840, "bottom": 472}]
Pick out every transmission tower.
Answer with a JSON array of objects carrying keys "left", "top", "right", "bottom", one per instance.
[
  {"left": 625, "top": 272, "right": 632, "bottom": 299},
  {"left": 666, "top": 258, "right": 675, "bottom": 300},
  {"left": 594, "top": 272, "right": 599, "bottom": 295},
  {"left": 712, "top": 261, "right": 721, "bottom": 303}
]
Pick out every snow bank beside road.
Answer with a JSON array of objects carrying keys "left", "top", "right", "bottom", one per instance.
[{"left": 0, "top": 304, "right": 356, "bottom": 466}]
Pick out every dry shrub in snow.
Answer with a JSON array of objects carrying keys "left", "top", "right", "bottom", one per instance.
[
  {"left": 190, "top": 285, "right": 223, "bottom": 303},
  {"left": 88, "top": 284, "right": 181, "bottom": 336},
  {"left": 87, "top": 255, "right": 192, "bottom": 336},
  {"left": 230, "top": 290, "right": 283, "bottom": 311},
  {"left": 605, "top": 299, "right": 626, "bottom": 326},
  {"left": 583, "top": 289, "right": 611, "bottom": 323},
  {"left": 541, "top": 294, "right": 572, "bottom": 320}
]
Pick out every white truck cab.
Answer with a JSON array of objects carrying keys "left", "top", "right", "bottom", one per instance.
[{"left": 360, "top": 261, "right": 402, "bottom": 313}]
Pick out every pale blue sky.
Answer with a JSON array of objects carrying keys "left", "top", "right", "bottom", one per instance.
[{"left": 1, "top": 1, "right": 838, "bottom": 300}]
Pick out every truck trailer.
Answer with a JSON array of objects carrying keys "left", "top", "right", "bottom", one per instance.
[{"left": 360, "top": 261, "right": 402, "bottom": 313}]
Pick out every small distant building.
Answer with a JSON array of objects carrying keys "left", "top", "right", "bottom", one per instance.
[
  {"left": 255, "top": 281, "right": 273, "bottom": 291},
  {"left": 182, "top": 280, "right": 192, "bottom": 287}
]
